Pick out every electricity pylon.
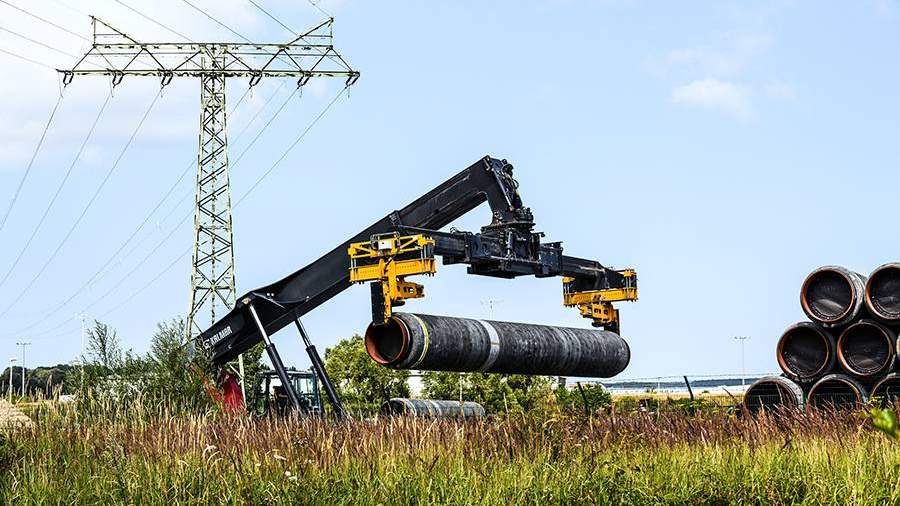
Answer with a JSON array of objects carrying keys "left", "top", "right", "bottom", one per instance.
[{"left": 59, "top": 17, "right": 358, "bottom": 339}]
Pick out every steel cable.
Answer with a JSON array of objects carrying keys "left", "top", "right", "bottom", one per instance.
[
  {"left": 0, "top": 91, "right": 112, "bottom": 292},
  {"left": 0, "top": 93, "right": 63, "bottom": 236},
  {"left": 0, "top": 88, "right": 163, "bottom": 320}
]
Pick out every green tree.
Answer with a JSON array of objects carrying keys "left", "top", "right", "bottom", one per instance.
[
  {"left": 324, "top": 335, "right": 409, "bottom": 413},
  {"left": 422, "top": 372, "right": 554, "bottom": 414},
  {"left": 554, "top": 382, "right": 612, "bottom": 414},
  {"left": 85, "top": 320, "right": 122, "bottom": 370},
  {"left": 144, "top": 318, "right": 211, "bottom": 408}
]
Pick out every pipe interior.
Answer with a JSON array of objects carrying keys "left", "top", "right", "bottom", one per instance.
[
  {"left": 869, "top": 267, "right": 900, "bottom": 319},
  {"left": 840, "top": 324, "right": 891, "bottom": 375},
  {"left": 364, "top": 318, "right": 407, "bottom": 365},
  {"left": 779, "top": 327, "right": 828, "bottom": 376},
  {"left": 872, "top": 377, "right": 900, "bottom": 406},
  {"left": 804, "top": 270, "right": 853, "bottom": 321},
  {"left": 809, "top": 380, "right": 860, "bottom": 409},
  {"left": 381, "top": 399, "right": 407, "bottom": 416},
  {"left": 744, "top": 382, "right": 795, "bottom": 412}
]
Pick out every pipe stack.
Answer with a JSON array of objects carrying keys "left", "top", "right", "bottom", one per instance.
[{"left": 745, "top": 264, "right": 900, "bottom": 412}]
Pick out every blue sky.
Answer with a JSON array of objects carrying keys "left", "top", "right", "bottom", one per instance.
[{"left": 0, "top": 0, "right": 898, "bottom": 380}]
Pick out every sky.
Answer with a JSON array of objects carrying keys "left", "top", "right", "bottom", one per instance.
[{"left": 0, "top": 0, "right": 898, "bottom": 380}]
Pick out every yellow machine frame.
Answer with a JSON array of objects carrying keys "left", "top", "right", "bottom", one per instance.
[
  {"left": 350, "top": 233, "right": 638, "bottom": 330},
  {"left": 563, "top": 269, "right": 638, "bottom": 328},
  {"left": 349, "top": 233, "right": 436, "bottom": 322}
]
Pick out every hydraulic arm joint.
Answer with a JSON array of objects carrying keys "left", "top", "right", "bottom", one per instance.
[
  {"left": 563, "top": 269, "right": 638, "bottom": 333},
  {"left": 349, "top": 233, "right": 436, "bottom": 324}
]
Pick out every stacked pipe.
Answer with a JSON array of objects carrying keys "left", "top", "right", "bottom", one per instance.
[{"left": 744, "top": 264, "right": 900, "bottom": 412}]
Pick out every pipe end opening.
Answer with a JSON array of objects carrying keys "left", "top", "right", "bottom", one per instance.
[
  {"left": 744, "top": 381, "right": 799, "bottom": 413},
  {"left": 838, "top": 322, "right": 893, "bottom": 376},
  {"left": 802, "top": 269, "right": 854, "bottom": 323},
  {"left": 365, "top": 317, "right": 408, "bottom": 366},
  {"left": 777, "top": 325, "right": 830, "bottom": 378},
  {"left": 867, "top": 265, "right": 900, "bottom": 321},
  {"left": 808, "top": 377, "right": 863, "bottom": 410}
]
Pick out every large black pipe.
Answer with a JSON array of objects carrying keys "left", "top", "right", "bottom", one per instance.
[
  {"left": 871, "top": 373, "right": 900, "bottom": 406},
  {"left": 837, "top": 319, "right": 896, "bottom": 377},
  {"left": 776, "top": 322, "right": 835, "bottom": 381},
  {"left": 865, "top": 263, "right": 900, "bottom": 323},
  {"left": 365, "top": 313, "right": 630, "bottom": 377},
  {"left": 742, "top": 376, "right": 804, "bottom": 413},
  {"left": 380, "top": 398, "right": 486, "bottom": 419},
  {"left": 806, "top": 373, "right": 868, "bottom": 410},
  {"left": 800, "top": 266, "right": 867, "bottom": 327}
]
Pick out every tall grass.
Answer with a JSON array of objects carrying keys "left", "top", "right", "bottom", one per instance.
[{"left": 2, "top": 399, "right": 900, "bottom": 504}]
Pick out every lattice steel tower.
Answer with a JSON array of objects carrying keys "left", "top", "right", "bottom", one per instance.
[{"left": 60, "top": 17, "right": 358, "bottom": 338}]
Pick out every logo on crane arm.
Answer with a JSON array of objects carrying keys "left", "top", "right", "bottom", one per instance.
[{"left": 204, "top": 325, "right": 233, "bottom": 347}]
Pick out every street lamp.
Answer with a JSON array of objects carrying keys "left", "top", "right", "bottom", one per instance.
[
  {"left": 16, "top": 342, "right": 30, "bottom": 397},
  {"left": 734, "top": 336, "right": 751, "bottom": 386},
  {"left": 8, "top": 357, "right": 16, "bottom": 403}
]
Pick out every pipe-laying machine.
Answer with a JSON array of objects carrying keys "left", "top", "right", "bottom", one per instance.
[{"left": 198, "top": 156, "right": 637, "bottom": 417}]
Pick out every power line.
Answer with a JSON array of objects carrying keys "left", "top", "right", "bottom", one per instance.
[
  {"left": 305, "top": 0, "right": 332, "bottom": 19},
  {"left": 0, "top": 0, "right": 90, "bottom": 43},
  {"left": 231, "top": 85, "right": 299, "bottom": 167},
  {"left": 2, "top": 84, "right": 259, "bottom": 334},
  {"left": 0, "top": 89, "right": 164, "bottom": 320},
  {"left": 2, "top": 83, "right": 283, "bottom": 335},
  {"left": 236, "top": 85, "right": 347, "bottom": 205},
  {"left": 0, "top": 25, "right": 80, "bottom": 59},
  {"left": 178, "top": 0, "right": 252, "bottom": 43},
  {"left": 98, "top": 245, "right": 191, "bottom": 319},
  {"left": 0, "top": 46, "right": 55, "bottom": 70},
  {"left": 47, "top": 0, "right": 88, "bottom": 18},
  {"left": 0, "top": 94, "right": 63, "bottom": 236},
  {"left": 78, "top": 89, "right": 299, "bottom": 314},
  {"left": 5, "top": 81, "right": 343, "bottom": 339},
  {"left": 245, "top": 0, "right": 295, "bottom": 35},
  {"left": 0, "top": 92, "right": 112, "bottom": 292},
  {"left": 89, "top": 86, "right": 343, "bottom": 322},
  {"left": 112, "top": 0, "right": 193, "bottom": 42}
]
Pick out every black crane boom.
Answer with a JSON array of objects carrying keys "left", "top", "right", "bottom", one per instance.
[{"left": 199, "top": 156, "right": 630, "bottom": 367}]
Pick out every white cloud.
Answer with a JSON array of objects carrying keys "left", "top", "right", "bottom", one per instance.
[
  {"left": 662, "top": 33, "right": 771, "bottom": 78},
  {"left": 671, "top": 78, "right": 753, "bottom": 119},
  {"left": 763, "top": 81, "right": 796, "bottom": 100},
  {"left": 0, "top": 0, "right": 341, "bottom": 168}
]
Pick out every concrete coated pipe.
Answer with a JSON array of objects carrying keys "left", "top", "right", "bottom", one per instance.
[
  {"left": 865, "top": 263, "right": 900, "bottom": 323},
  {"left": 776, "top": 322, "right": 836, "bottom": 381},
  {"left": 801, "top": 266, "right": 867, "bottom": 328},
  {"left": 871, "top": 373, "right": 900, "bottom": 406},
  {"left": 365, "top": 313, "right": 630, "bottom": 377},
  {"left": 380, "top": 398, "right": 486, "bottom": 419},
  {"left": 806, "top": 373, "right": 868, "bottom": 410},
  {"left": 741, "top": 376, "right": 804, "bottom": 413},
  {"left": 837, "top": 319, "right": 896, "bottom": 377}
]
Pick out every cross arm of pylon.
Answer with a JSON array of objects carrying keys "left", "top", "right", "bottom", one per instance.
[{"left": 57, "top": 16, "right": 359, "bottom": 85}]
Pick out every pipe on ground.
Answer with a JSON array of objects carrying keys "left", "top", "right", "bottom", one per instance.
[
  {"left": 365, "top": 313, "right": 630, "bottom": 377},
  {"left": 806, "top": 373, "right": 868, "bottom": 410},
  {"left": 380, "top": 398, "right": 486, "bottom": 419},
  {"left": 800, "top": 266, "right": 867, "bottom": 327},
  {"left": 742, "top": 376, "right": 804, "bottom": 413},
  {"left": 836, "top": 319, "right": 896, "bottom": 377},
  {"left": 871, "top": 373, "right": 900, "bottom": 406},
  {"left": 776, "top": 322, "right": 835, "bottom": 381},
  {"left": 865, "top": 263, "right": 900, "bottom": 323}
]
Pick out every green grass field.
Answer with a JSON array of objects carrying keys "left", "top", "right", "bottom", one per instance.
[{"left": 2, "top": 400, "right": 899, "bottom": 505}]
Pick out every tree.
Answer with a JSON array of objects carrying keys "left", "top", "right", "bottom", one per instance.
[
  {"left": 85, "top": 320, "right": 122, "bottom": 370},
  {"left": 144, "top": 318, "right": 208, "bottom": 406},
  {"left": 324, "top": 335, "right": 409, "bottom": 412},
  {"left": 554, "top": 382, "right": 612, "bottom": 414},
  {"left": 422, "top": 371, "right": 554, "bottom": 414}
]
